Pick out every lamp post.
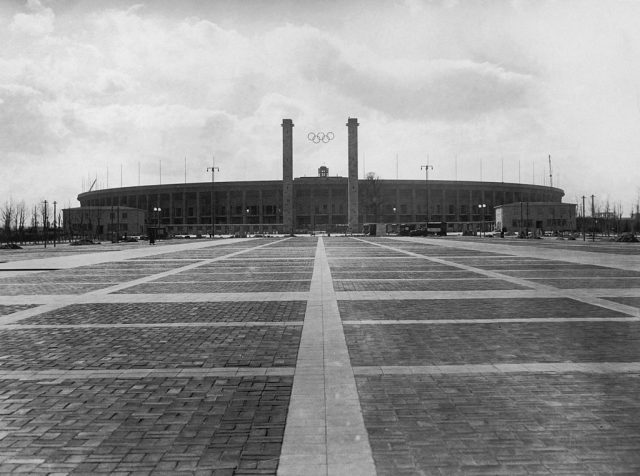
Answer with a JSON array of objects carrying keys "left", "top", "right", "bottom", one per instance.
[
  {"left": 153, "top": 207, "right": 161, "bottom": 237},
  {"left": 520, "top": 201, "right": 524, "bottom": 237},
  {"left": 53, "top": 201, "right": 57, "bottom": 247},
  {"left": 421, "top": 164, "right": 433, "bottom": 223},
  {"left": 582, "top": 196, "right": 586, "bottom": 241},
  {"left": 206, "top": 165, "right": 219, "bottom": 238},
  {"left": 591, "top": 194, "right": 596, "bottom": 242},
  {"left": 150, "top": 207, "right": 161, "bottom": 245},
  {"left": 478, "top": 203, "right": 486, "bottom": 237},
  {"left": 153, "top": 207, "right": 161, "bottom": 226}
]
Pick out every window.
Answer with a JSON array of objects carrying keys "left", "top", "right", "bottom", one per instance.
[{"left": 122, "top": 212, "right": 127, "bottom": 219}]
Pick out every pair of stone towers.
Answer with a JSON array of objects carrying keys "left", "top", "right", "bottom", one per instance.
[{"left": 281, "top": 118, "right": 359, "bottom": 234}]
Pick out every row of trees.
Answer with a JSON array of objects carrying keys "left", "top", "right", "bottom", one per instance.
[
  {"left": 573, "top": 196, "right": 640, "bottom": 235},
  {"left": 1, "top": 198, "right": 63, "bottom": 245}
]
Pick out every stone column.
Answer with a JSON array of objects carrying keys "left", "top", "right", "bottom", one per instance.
[
  {"left": 411, "top": 187, "right": 417, "bottom": 222},
  {"left": 169, "top": 192, "right": 174, "bottom": 229},
  {"left": 328, "top": 186, "right": 333, "bottom": 229},
  {"left": 195, "top": 191, "right": 200, "bottom": 229},
  {"left": 347, "top": 118, "right": 359, "bottom": 233},
  {"left": 226, "top": 190, "right": 231, "bottom": 231},
  {"left": 242, "top": 190, "right": 247, "bottom": 225},
  {"left": 259, "top": 189, "right": 264, "bottom": 232},
  {"left": 282, "top": 119, "right": 294, "bottom": 235}
]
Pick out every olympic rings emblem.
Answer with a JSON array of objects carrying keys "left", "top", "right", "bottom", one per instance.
[{"left": 307, "top": 131, "right": 335, "bottom": 144}]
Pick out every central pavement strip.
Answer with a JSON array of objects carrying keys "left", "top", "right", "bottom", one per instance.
[{"left": 278, "top": 237, "right": 376, "bottom": 476}]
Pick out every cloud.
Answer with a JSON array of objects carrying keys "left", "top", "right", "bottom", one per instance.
[
  {"left": 340, "top": 58, "right": 535, "bottom": 121},
  {"left": 9, "top": 0, "right": 55, "bottom": 36},
  {"left": 264, "top": 24, "right": 534, "bottom": 121},
  {"left": 94, "top": 69, "right": 137, "bottom": 95},
  {"left": 0, "top": 83, "right": 61, "bottom": 154}
]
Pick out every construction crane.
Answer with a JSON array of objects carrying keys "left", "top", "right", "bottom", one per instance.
[{"left": 548, "top": 154, "right": 553, "bottom": 188}]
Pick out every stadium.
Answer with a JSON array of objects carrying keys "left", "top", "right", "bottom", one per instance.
[{"left": 74, "top": 118, "right": 566, "bottom": 237}]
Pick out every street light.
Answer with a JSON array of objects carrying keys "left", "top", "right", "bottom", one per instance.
[
  {"left": 53, "top": 201, "right": 57, "bottom": 247},
  {"left": 478, "top": 203, "right": 486, "bottom": 237},
  {"left": 206, "top": 165, "right": 219, "bottom": 238},
  {"left": 149, "top": 207, "right": 161, "bottom": 245},
  {"left": 421, "top": 164, "right": 433, "bottom": 223}
]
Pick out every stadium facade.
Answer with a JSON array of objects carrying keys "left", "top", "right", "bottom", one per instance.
[{"left": 76, "top": 118, "right": 566, "bottom": 236}]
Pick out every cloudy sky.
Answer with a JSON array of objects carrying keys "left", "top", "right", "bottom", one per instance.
[{"left": 2, "top": 0, "right": 640, "bottom": 213}]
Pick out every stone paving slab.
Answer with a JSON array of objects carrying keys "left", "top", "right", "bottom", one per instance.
[
  {"left": 0, "top": 292, "right": 311, "bottom": 309},
  {"left": 200, "top": 261, "right": 314, "bottom": 269},
  {"left": 0, "top": 304, "right": 38, "bottom": 316},
  {"left": 333, "top": 279, "right": 527, "bottom": 292},
  {"left": 327, "top": 258, "right": 454, "bottom": 270},
  {"left": 82, "top": 260, "right": 200, "bottom": 269},
  {"left": 20, "top": 301, "right": 308, "bottom": 325},
  {"left": 525, "top": 277, "right": 640, "bottom": 289},
  {"left": 356, "top": 373, "right": 640, "bottom": 475},
  {"left": 0, "top": 274, "right": 128, "bottom": 284},
  {"left": 152, "top": 272, "right": 313, "bottom": 282},
  {"left": 0, "top": 376, "right": 291, "bottom": 475},
  {"left": 499, "top": 268, "right": 640, "bottom": 278},
  {"left": 338, "top": 298, "right": 631, "bottom": 321},
  {"left": 127, "top": 249, "right": 249, "bottom": 260},
  {"left": 0, "top": 283, "right": 113, "bottom": 295},
  {"left": 604, "top": 296, "right": 640, "bottom": 309},
  {"left": 0, "top": 326, "right": 301, "bottom": 370},
  {"left": 344, "top": 322, "right": 640, "bottom": 366},
  {"left": 331, "top": 270, "right": 489, "bottom": 279},
  {"left": 114, "top": 281, "right": 312, "bottom": 294}
]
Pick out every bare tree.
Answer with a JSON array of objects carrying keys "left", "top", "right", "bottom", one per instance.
[
  {"left": 32, "top": 205, "right": 39, "bottom": 243},
  {"left": 2, "top": 198, "right": 15, "bottom": 243},
  {"left": 16, "top": 201, "right": 26, "bottom": 244},
  {"left": 603, "top": 198, "right": 611, "bottom": 236}
]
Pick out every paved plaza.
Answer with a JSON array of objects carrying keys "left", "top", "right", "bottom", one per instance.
[{"left": 1, "top": 236, "right": 640, "bottom": 475}]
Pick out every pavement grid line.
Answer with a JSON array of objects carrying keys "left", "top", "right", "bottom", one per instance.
[
  {"left": 353, "top": 362, "right": 640, "bottom": 375},
  {"left": 0, "top": 367, "right": 296, "bottom": 380}
]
